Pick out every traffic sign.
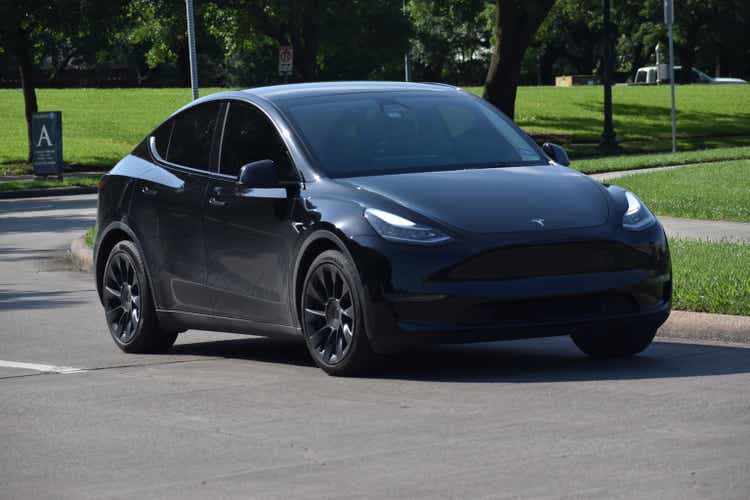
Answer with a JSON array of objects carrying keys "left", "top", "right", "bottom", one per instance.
[
  {"left": 279, "top": 46, "right": 293, "bottom": 76},
  {"left": 31, "top": 111, "right": 63, "bottom": 177}
]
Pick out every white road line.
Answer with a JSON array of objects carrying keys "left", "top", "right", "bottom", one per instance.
[{"left": 0, "top": 360, "right": 86, "bottom": 374}]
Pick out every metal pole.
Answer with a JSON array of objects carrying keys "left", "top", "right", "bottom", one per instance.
[
  {"left": 403, "top": 0, "right": 410, "bottom": 82},
  {"left": 600, "top": 0, "right": 618, "bottom": 151},
  {"left": 185, "top": 0, "right": 199, "bottom": 100},
  {"left": 667, "top": 23, "right": 677, "bottom": 152}
]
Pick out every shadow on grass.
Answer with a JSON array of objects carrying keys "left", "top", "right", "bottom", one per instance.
[{"left": 169, "top": 335, "right": 750, "bottom": 383}]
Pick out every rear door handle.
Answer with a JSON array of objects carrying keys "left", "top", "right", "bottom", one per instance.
[{"left": 141, "top": 185, "right": 159, "bottom": 197}]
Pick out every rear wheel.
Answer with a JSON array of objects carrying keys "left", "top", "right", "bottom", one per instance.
[
  {"left": 301, "top": 250, "right": 377, "bottom": 376},
  {"left": 102, "top": 240, "right": 177, "bottom": 353},
  {"left": 571, "top": 325, "right": 657, "bottom": 358}
]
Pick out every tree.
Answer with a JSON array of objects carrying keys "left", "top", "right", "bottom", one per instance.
[
  {"left": 0, "top": 0, "right": 125, "bottom": 161},
  {"left": 407, "top": 0, "right": 493, "bottom": 83},
  {"left": 205, "top": 0, "right": 408, "bottom": 83},
  {"left": 483, "top": 0, "right": 557, "bottom": 119}
]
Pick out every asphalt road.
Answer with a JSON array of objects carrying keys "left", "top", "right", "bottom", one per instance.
[{"left": 1, "top": 194, "right": 749, "bottom": 500}]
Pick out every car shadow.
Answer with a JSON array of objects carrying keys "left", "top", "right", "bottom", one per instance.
[
  {"left": 0, "top": 288, "right": 89, "bottom": 311},
  {"left": 169, "top": 335, "right": 750, "bottom": 383}
]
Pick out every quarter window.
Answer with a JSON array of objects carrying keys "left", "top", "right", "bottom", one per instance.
[
  {"left": 153, "top": 120, "right": 173, "bottom": 158},
  {"left": 167, "top": 102, "right": 222, "bottom": 170},
  {"left": 220, "top": 102, "right": 291, "bottom": 178}
]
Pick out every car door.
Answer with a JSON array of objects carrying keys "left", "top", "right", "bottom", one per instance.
[
  {"left": 203, "top": 101, "right": 300, "bottom": 325},
  {"left": 130, "top": 101, "right": 223, "bottom": 313}
]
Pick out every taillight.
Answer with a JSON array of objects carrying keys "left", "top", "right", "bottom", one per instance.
[{"left": 98, "top": 177, "right": 107, "bottom": 190}]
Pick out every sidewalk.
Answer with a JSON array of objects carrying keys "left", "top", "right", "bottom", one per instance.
[
  {"left": 660, "top": 216, "right": 750, "bottom": 244},
  {"left": 589, "top": 161, "right": 709, "bottom": 182}
]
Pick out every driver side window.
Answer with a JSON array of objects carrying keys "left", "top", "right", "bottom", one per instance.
[{"left": 219, "top": 102, "right": 292, "bottom": 179}]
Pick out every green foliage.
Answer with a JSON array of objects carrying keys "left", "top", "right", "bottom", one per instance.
[
  {"left": 407, "top": 0, "right": 493, "bottom": 82},
  {"left": 125, "top": 0, "right": 181, "bottom": 68},
  {"left": 613, "top": 159, "right": 750, "bottom": 223},
  {"left": 670, "top": 239, "right": 750, "bottom": 316},
  {"left": 85, "top": 226, "right": 97, "bottom": 248}
]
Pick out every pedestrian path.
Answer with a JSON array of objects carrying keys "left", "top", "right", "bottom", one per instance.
[
  {"left": 590, "top": 161, "right": 708, "bottom": 182},
  {"left": 660, "top": 216, "right": 750, "bottom": 244}
]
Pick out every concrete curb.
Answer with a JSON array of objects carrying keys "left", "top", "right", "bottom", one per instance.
[
  {"left": 657, "top": 310, "right": 750, "bottom": 345},
  {"left": 0, "top": 186, "right": 97, "bottom": 199},
  {"left": 69, "top": 236, "right": 94, "bottom": 272}
]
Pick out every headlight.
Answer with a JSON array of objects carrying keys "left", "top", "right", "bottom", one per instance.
[
  {"left": 364, "top": 208, "right": 451, "bottom": 244},
  {"left": 623, "top": 191, "right": 656, "bottom": 231}
]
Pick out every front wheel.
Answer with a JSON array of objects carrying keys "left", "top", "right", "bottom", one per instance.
[
  {"left": 571, "top": 325, "right": 657, "bottom": 358},
  {"left": 300, "top": 250, "right": 377, "bottom": 376}
]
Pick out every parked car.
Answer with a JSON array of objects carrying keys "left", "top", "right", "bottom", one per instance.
[
  {"left": 94, "top": 82, "right": 672, "bottom": 375},
  {"left": 634, "top": 65, "right": 747, "bottom": 85}
]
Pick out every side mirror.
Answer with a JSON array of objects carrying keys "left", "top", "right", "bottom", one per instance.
[
  {"left": 542, "top": 143, "right": 570, "bottom": 167},
  {"left": 237, "top": 159, "right": 278, "bottom": 188}
]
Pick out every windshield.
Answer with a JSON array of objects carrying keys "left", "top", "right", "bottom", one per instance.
[{"left": 275, "top": 91, "right": 544, "bottom": 178}]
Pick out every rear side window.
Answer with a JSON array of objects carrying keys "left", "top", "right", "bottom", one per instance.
[
  {"left": 219, "top": 102, "right": 292, "bottom": 179},
  {"left": 167, "top": 102, "right": 222, "bottom": 170}
]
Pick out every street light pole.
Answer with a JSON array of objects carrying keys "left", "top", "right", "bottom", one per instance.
[
  {"left": 403, "top": 0, "right": 411, "bottom": 82},
  {"left": 600, "top": 0, "right": 618, "bottom": 151},
  {"left": 185, "top": 0, "right": 199, "bottom": 100},
  {"left": 665, "top": 0, "right": 677, "bottom": 152}
]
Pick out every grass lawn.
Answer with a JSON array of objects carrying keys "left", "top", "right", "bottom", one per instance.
[
  {"left": 465, "top": 85, "right": 750, "bottom": 156},
  {"left": 572, "top": 145, "right": 750, "bottom": 174},
  {"left": 0, "top": 87, "right": 228, "bottom": 168},
  {"left": 1, "top": 84, "right": 749, "bottom": 169},
  {"left": 0, "top": 175, "right": 100, "bottom": 192},
  {"left": 671, "top": 239, "right": 750, "bottom": 316},
  {"left": 612, "top": 159, "right": 750, "bottom": 222}
]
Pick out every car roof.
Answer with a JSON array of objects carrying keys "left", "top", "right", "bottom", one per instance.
[{"left": 239, "top": 81, "right": 462, "bottom": 101}]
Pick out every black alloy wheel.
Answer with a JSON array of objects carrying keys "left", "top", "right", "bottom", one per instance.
[
  {"left": 102, "top": 240, "right": 177, "bottom": 353},
  {"left": 103, "top": 250, "right": 142, "bottom": 344},
  {"left": 301, "top": 250, "right": 375, "bottom": 375}
]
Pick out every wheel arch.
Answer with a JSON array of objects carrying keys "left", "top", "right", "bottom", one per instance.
[
  {"left": 95, "top": 222, "right": 158, "bottom": 308},
  {"left": 290, "top": 228, "right": 358, "bottom": 328}
]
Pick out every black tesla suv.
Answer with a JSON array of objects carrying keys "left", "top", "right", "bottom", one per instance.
[{"left": 94, "top": 82, "right": 671, "bottom": 375}]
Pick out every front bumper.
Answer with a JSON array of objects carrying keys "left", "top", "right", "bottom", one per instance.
[{"left": 349, "top": 222, "right": 672, "bottom": 350}]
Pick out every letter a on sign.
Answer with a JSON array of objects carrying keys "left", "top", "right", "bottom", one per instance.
[{"left": 37, "top": 124, "right": 53, "bottom": 147}]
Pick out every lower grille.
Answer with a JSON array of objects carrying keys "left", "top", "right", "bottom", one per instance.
[{"left": 439, "top": 241, "right": 652, "bottom": 281}]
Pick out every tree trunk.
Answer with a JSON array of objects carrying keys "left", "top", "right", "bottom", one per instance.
[
  {"left": 15, "top": 40, "right": 38, "bottom": 163},
  {"left": 483, "top": 0, "right": 556, "bottom": 119},
  {"left": 289, "top": 0, "right": 320, "bottom": 82}
]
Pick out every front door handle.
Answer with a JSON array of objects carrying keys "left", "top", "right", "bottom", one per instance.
[
  {"left": 141, "top": 185, "right": 159, "bottom": 197},
  {"left": 208, "top": 196, "right": 228, "bottom": 207}
]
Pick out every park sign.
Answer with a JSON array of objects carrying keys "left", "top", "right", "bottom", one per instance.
[
  {"left": 279, "top": 45, "right": 293, "bottom": 76},
  {"left": 31, "top": 111, "right": 63, "bottom": 177}
]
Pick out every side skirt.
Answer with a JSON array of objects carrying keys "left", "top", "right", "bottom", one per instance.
[{"left": 157, "top": 309, "right": 302, "bottom": 339}]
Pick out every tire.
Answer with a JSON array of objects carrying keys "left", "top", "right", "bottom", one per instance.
[
  {"left": 571, "top": 324, "right": 657, "bottom": 358},
  {"left": 300, "top": 250, "right": 377, "bottom": 376},
  {"left": 101, "top": 240, "right": 178, "bottom": 353}
]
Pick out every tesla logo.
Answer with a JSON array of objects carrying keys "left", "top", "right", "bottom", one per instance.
[{"left": 530, "top": 218, "right": 545, "bottom": 227}]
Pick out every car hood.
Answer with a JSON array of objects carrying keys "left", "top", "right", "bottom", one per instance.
[{"left": 338, "top": 165, "right": 610, "bottom": 234}]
